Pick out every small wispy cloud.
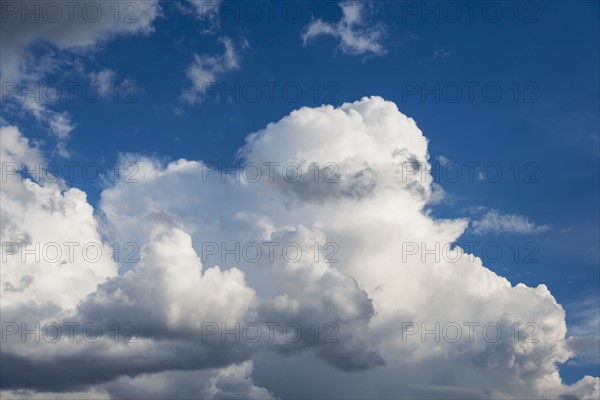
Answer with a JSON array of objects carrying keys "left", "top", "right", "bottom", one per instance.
[
  {"left": 302, "top": 1, "right": 386, "bottom": 57},
  {"left": 471, "top": 209, "right": 550, "bottom": 235},
  {"left": 433, "top": 48, "right": 453, "bottom": 59},
  {"left": 181, "top": 37, "right": 247, "bottom": 104},
  {"left": 565, "top": 296, "right": 600, "bottom": 365}
]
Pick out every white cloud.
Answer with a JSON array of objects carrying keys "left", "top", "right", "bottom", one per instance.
[
  {"left": 78, "top": 227, "right": 256, "bottom": 336},
  {"left": 0, "top": 125, "right": 43, "bottom": 166},
  {"left": 88, "top": 69, "right": 117, "bottom": 97},
  {"left": 0, "top": 126, "right": 262, "bottom": 396},
  {"left": 95, "top": 97, "right": 598, "bottom": 398},
  {"left": 188, "top": 0, "right": 222, "bottom": 17},
  {"left": 302, "top": 1, "right": 386, "bottom": 56},
  {"left": 0, "top": 0, "right": 161, "bottom": 82},
  {"left": 13, "top": 93, "right": 75, "bottom": 157},
  {"left": 48, "top": 112, "right": 75, "bottom": 157},
  {"left": 471, "top": 209, "right": 551, "bottom": 235},
  {"left": 0, "top": 126, "right": 116, "bottom": 311},
  {"left": 433, "top": 48, "right": 453, "bottom": 59},
  {"left": 181, "top": 37, "right": 244, "bottom": 104},
  {"left": 0, "top": 1, "right": 160, "bottom": 155},
  {"left": 436, "top": 155, "right": 450, "bottom": 165},
  {"left": 565, "top": 297, "right": 600, "bottom": 366},
  {"left": 1, "top": 98, "right": 598, "bottom": 399},
  {"left": 101, "top": 361, "right": 274, "bottom": 400},
  {"left": 47, "top": 112, "right": 74, "bottom": 140}
]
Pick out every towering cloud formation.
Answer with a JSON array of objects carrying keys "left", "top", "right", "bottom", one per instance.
[{"left": 1, "top": 97, "right": 598, "bottom": 399}]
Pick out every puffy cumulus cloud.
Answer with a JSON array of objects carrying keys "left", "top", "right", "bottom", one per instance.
[
  {"left": 2, "top": 98, "right": 599, "bottom": 399},
  {"left": 0, "top": 125, "right": 117, "bottom": 312},
  {"left": 302, "top": 1, "right": 386, "bottom": 56},
  {"left": 0, "top": 126, "right": 264, "bottom": 397},
  {"left": 77, "top": 227, "right": 256, "bottom": 340},
  {"left": 253, "top": 226, "right": 383, "bottom": 371},
  {"left": 471, "top": 209, "right": 551, "bottom": 235},
  {"left": 97, "top": 97, "right": 598, "bottom": 399},
  {"left": 0, "top": 125, "right": 43, "bottom": 166}
]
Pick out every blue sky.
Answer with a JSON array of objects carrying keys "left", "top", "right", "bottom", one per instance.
[{"left": 1, "top": 0, "right": 599, "bottom": 397}]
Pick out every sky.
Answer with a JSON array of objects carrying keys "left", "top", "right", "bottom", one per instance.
[{"left": 0, "top": 0, "right": 599, "bottom": 399}]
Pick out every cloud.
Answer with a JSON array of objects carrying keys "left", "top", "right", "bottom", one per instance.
[
  {"left": 471, "top": 209, "right": 551, "bottom": 235},
  {"left": 47, "top": 112, "right": 75, "bottom": 156},
  {"left": 77, "top": 227, "right": 256, "bottom": 340},
  {"left": 88, "top": 69, "right": 117, "bottom": 97},
  {"left": 0, "top": 0, "right": 161, "bottom": 82},
  {"left": 0, "top": 362, "right": 273, "bottom": 400},
  {"left": 9, "top": 93, "right": 76, "bottom": 157},
  {"left": 1, "top": 98, "right": 598, "bottom": 399},
  {"left": 565, "top": 297, "right": 600, "bottom": 366},
  {"left": 0, "top": 125, "right": 43, "bottom": 166},
  {"left": 433, "top": 48, "right": 453, "bottom": 59},
  {"left": 0, "top": 126, "right": 117, "bottom": 312},
  {"left": 0, "top": 128, "right": 267, "bottom": 399},
  {"left": 95, "top": 97, "right": 598, "bottom": 398},
  {"left": 187, "top": 0, "right": 223, "bottom": 18},
  {"left": 302, "top": 1, "right": 386, "bottom": 56},
  {"left": 181, "top": 37, "right": 245, "bottom": 104},
  {"left": 0, "top": 1, "right": 160, "bottom": 155},
  {"left": 101, "top": 361, "right": 274, "bottom": 400}
]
